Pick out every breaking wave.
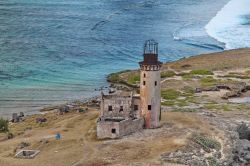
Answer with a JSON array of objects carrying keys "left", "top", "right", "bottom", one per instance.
[{"left": 205, "top": 0, "right": 250, "bottom": 49}]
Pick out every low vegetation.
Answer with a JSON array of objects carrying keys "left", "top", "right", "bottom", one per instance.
[
  {"left": 127, "top": 73, "right": 140, "bottom": 84},
  {"left": 200, "top": 76, "right": 217, "bottom": 87},
  {"left": 0, "top": 118, "right": 9, "bottom": 133},
  {"left": 161, "top": 71, "right": 176, "bottom": 78},
  {"left": 204, "top": 103, "right": 232, "bottom": 112},
  {"left": 107, "top": 70, "right": 131, "bottom": 83},
  {"left": 222, "top": 74, "right": 250, "bottom": 79},
  {"left": 192, "top": 134, "right": 221, "bottom": 152},
  {"left": 245, "top": 70, "right": 250, "bottom": 74},
  {"left": 190, "top": 69, "right": 214, "bottom": 75},
  {"left": 172, "top": 108, "right": 197, "bottom": 112},
  {"left": 108, "top": 73, "right": 121, "bottom": 83},
  {"left": 161, "top": 89, "right": 180, "bottom": 100},
  {"left": 206, "top": 157, "right": 217, "bottom": 166}
]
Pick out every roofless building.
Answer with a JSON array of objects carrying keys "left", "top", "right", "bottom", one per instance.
[{"left": 97, "top": 40, "right": 162, "bottom": 139}]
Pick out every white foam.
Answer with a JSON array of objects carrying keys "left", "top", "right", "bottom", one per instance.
[{"left": 205, "top": 0, "right": 250, "bottom": 49}]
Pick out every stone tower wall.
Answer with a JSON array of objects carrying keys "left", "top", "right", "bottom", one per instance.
[{"left": 140, "top": 65, "right": 161, "bottom": 128}]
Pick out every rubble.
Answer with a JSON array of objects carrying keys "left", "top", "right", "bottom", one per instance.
[{"left": 36, "top": 117, "right": 47, "bottom": 123}]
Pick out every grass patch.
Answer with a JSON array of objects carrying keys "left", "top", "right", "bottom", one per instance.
[
  {"left": 127, "top": 73, "right": 140, "bottom": 84},
  {"left": 204, "top": 104, "right": 218, "bottom": 110},
  {"left": 161, "top": 71, "right": 176, "bottom": 78},
  {"left": 200, "top": 76, "right": 217, "bottom": 86},
  {"left": 192, "top": 133, "right": 221, "bottom": 152},
  {"left": 176, "top": 100, "right": 189, "bottom": 107},
  {"left": 245, "top": 70, "right": 250, "bottom": 74},
  {"left": 222, "top": 74, "right": 250, "bottom": 79},
  {"left": 108, "top": 73, "right": 120, "bottom": 83},
  {"left": 162, "top": 100, "right": 175, "bottom": 106},
  {"left": 182, "top": 86, "right": 195, "bottom": 97},
  {"left": 172, "top": 108, "right": 197, "bottom": 112},
  {"left": 107, "top": 70, "right": 132, "bottom": 83},
  {"left": 179, "top": 72, "right": 193, "bottom": 80},
  {"left": 0, "top": 118, "right": 9, "bottom": 133},
  {"left": 221, "top": 104, "right": 231, "bottom": 111},
  {"left": 206, "top": 157, "right": 217, "bottom": 166},
  {"left": 204, "top": 103, "right": 232, "bottom": 111},
  {"left": 190, "top": 69, "right": 214, "bottom": 75},
  {"left": 161, "top": 89, "right": 180, "bottom": 100}
]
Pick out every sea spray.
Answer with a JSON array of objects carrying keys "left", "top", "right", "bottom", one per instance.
[{"left": 206, "top": 0, "right": 250, "bottom": 49}]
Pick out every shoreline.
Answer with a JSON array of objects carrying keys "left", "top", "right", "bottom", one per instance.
[
  {"left": 2, "top": 48, "right": 250, "bottom": 119},
  {"left": 0, "top": 47, "right": 250, "bottom": 165}
]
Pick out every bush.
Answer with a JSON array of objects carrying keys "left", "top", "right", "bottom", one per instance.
[
  {"left": 192, "top": 134, "right": 221, "bottom": 152},
  {"left": 0, "top": 118, "right": 9, "bottom": 133},
  {"left": 206, "top": 157, "right": 217, "bottom": 166},
  {"left": 161, "top": 89, "right": 180, "bottom": 100},
  {"left": 190, "top": 69, "right": 214, "bottom": 75},
  {"left": 161, "top": 71, "right": 176, "bottom": 78}
]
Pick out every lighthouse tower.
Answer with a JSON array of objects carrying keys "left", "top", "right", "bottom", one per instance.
[{"left": 139, "top": 40, "right": 162, "bottom": 129}]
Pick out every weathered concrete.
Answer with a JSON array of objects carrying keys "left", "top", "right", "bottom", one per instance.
[{"left": 15, "top": 150, "right": 40, "bottom": 159}]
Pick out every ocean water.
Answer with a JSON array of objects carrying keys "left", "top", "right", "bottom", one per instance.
[
  {"left": 206, "top": 0, "right": 250, "bottom": 49},
  {"left": 0, "top": 0, "right": 229, "bottom": 117}
]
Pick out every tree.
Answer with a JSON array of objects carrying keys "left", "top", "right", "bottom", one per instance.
[{"left": 0, "top": 118, "right": 9, "bottom": 133}]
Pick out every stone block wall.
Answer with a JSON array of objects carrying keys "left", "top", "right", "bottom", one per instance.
[{"left": 97, "top": 118, "right": 144, "bottom": 139}]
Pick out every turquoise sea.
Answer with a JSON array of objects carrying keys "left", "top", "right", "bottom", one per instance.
[{"left": 1, "top": 0, "right": 249, "bottom": 116}]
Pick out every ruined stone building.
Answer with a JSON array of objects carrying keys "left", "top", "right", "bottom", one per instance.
[{"left": 97, "top": 40, "right": 162, "bottom": 139}]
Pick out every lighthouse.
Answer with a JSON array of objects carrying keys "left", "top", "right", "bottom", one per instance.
[{"left": 139, "top": 40, "right": 162, "bottom": 129}]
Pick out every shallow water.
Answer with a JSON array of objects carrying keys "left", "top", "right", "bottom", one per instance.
[
  {"left": 229, "top": 97, "right": 250, "bottom": 103},
  {"left": 0, "top": 0, "right": 229, "bottom": 116}
]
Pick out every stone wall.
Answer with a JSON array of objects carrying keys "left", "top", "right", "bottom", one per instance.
[
  {"left": 118, "top": 118, "right": 144, "bottom": 137},
  {"left": 97, "top": 120, "right": 120, "bottom": 139},
  {"left": 140, "top": 69, "right": 161, "bottom": 129},
  {"left": 97, "top": 118, "right": 144, "bottom": 139},
  {"left": 100, "top": 95, "right": 133, "bottom": 119}
]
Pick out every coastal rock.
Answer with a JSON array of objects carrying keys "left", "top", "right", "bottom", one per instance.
[
  {"left": 59, "top": 105, "right": 70, "bottom": 115},
  {"left": 237, "top": 123, "right": 250, "bottom": 140},
  {"left": 36, "top": 118, "right": 47, "bottom": 123}
]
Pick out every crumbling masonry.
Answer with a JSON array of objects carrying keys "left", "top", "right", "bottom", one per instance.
[{"left": 97, "top": 40, "right": 162, "bottom": 139}]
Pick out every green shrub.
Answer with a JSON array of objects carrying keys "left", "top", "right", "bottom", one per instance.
[
  {"left": 204, "top": 104, "right": 218, "bottom": 110},
  {"left": 200, "top": 76, "right": 217, "bottom": 86},
  {"left": 0, "top": 118, "right": 9, "bottom": 133},
  {"left": 206, "top": 157, "right": 217, "bottom": 166},
  {"left": 192, "top": 134, "right": 221, "bottom": 152},
  {"left": 161, "top": 89, "right": 180, "bottom": 100},
  {"left": 182, "top": 86, "right": 195, "bottom": 96},
  {"left": 223, "top": 74, "right": 250, "bottom": 79},
  {"left": 179, "top": 72, "right": 193, "bottom": 79},
  {"left": 222, "top": 104, "right": 231, "bottom": 111},
  {"left": 127, "top": 74, "right": 140, "bottom": 84},
  {"left": 245, "top": 70, "right": 250, "bottom": 74},
  {"left": 162, "top": 100, "right": 175, "bottom": 106},
  {"left": 190, "top": 69, "right": 214, "bottom": 75},
  {"left": 161, "top": 71, "right": 176, "bottom": 78}
]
